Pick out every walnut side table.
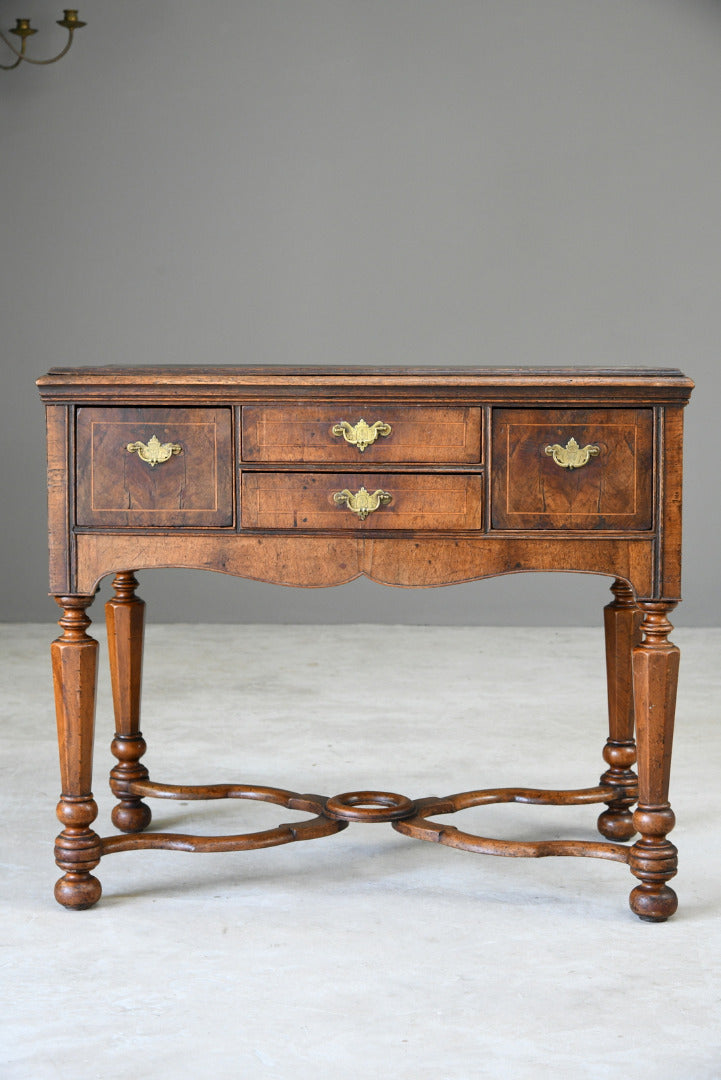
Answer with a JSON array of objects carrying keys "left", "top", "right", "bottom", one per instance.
[{"left": 37, "top": 365, "right": 693, "bottom": 919}]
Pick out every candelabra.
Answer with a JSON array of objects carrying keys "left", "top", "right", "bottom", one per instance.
[{"left": 1, "top": 9, "right": 85, "bottom": 69}]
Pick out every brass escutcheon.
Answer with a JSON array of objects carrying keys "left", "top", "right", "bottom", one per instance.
[
  {"left": 333, "top": 486, "right": 392, "bottom": 520},
  {"left": 544, "top": 437, "right": 600, "bottom": 470},
  {"left": 331, "top": 418, "right": 392, "bottom": 452},
  {"left": 126, "top": 435, "right": 182, "bottom": 468}
]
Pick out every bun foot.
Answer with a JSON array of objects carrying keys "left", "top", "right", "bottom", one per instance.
[
  {"left": 629, "top": 883, "right": 678, "bottom": 922},
  {"left": 54, "top": 872, "right": 102, "bottom": 910},
  {"left": 597, "top": 808, "right": 636, "bottom": 841},
  {"left": 112, "top": 800, "right": 152, "bottom": 833}
]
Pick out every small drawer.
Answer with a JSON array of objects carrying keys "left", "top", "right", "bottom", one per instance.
[
  {"left": 491, "top": 408, "right": 653, "bottom": 531},
  {"left": 241, "top": 405, "right": 481, "bottom": 463},
  {"left": 76, "top": 407, "right": 233, "bottom": 528},
  {"left": 241, "top": 473, "right": 483, "bottom": 531}
]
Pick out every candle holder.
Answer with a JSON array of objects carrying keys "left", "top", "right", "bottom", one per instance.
[{"left": 1, "top": 9, "right": 85, "bottom": 70}]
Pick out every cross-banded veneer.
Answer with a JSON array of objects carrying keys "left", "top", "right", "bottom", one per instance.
[{"left": 38, "top": 365, "right": 693, "bottom": 919}]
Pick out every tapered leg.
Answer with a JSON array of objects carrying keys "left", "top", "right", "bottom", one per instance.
[
  {"left": 628, "top": 602, "right": 680, "bottom": 922},
  {"left": 106, "top": 572, "right": 152, "bottom": 833},
  {"left": 598, "top": 580, "right": 642, "bottom": 841},
  {"left": 52, "top": 595, "right": 102, "bottom": 909}
]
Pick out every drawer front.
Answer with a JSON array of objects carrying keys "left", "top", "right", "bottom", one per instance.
[
  {"left": 491, "top": 408, "right": 653, "bottom": 531},
  {"left": 241, "top": 405, "right": 481, "bottom": 463},
  {"left": 241, "top": 473, "right": 483, "bottom": 530},
  {"left": 76, "top": 407, "right": 233, "bottom": 527}
]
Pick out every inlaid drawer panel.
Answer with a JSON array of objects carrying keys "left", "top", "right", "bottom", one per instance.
[
  {"left": 76, "top": 407, "right": 233, "bottom": 528},
  {"left": 241, "top": 473, "right": 483, "bottom": 530},
  {"left": 241, "top": 405, "right": 481, "bottom": 463},
  {"left": 491, "top": 408, "right": 653, "bottom": 530}
]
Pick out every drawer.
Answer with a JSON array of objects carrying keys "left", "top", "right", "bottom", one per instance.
[
  {"left": 491, "top": 408, "right": 653, "bottom": 530},
  {"left": 241, "top": 405, "right": 481, "bottom": 463},
  {"left": 76, "top": 407, "right": 233, "bottom": 528},
  {"left": 241, "top": 473, "right": 483, "bottom": 530}
]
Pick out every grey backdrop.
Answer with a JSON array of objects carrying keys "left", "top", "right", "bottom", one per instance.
[{"left": 2, "top": 0, "right": 719, "bottom": 625}]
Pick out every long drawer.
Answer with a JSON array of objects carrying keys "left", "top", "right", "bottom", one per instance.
[
  {"left": 241, "top": 472, "right": 483, "bottom": 530},
  {"left": 241, "top": 405, "right": 482, "bottom": 463}
]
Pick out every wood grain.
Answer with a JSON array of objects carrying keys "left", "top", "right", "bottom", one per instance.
[
  {"left": 597, "top": 580, "right": 642, "bottom": 841},
  {"left": 628, "top": 602, "right": 680, "bottom": 921},
  {"left": 491, "top": 407, "right": 654, "bottom": 530},
  {"left": 656, "top": 405, "right": 685, "bottom": 599},
  {"left": 45, "top": 405, "right": 72, "bottom": 595},
  {"left": 37, "top": 366, "right": 695, "bottom": 407},
  {"left": 37, "top": 365, "right": 692, "bottom": 916},
  {"left": 74, "top": 532, "right": 656, "bottom": 595},
  {"left": 240, "top": 472, "right": 483, "bottom": 531},
  {"left": 241, "top": 404, "right": 481, "bottom": 463},
  {"left": 105, "top": 572, "right": 152, "bottom": 834},
  {"left": 51, "top": 596, "right": 102, "bottom": 910},
  {"left": 76, "top": 406, "right": 234, "bottom": 528}
]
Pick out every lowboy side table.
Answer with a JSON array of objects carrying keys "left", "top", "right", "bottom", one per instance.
[{"left": 37, "top": 365, "right": 693, "bottom": 919}]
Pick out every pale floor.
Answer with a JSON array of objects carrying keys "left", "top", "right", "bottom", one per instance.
[{"left": 2, "top": 623, "right": 720, "bottom": 1080}]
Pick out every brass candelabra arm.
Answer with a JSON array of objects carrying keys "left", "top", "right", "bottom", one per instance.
[{"left": 1, "top": 10, "right": 85, "bottom": 69}]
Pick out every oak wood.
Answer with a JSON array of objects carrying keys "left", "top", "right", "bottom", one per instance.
[
  {"left": 241, "top": 472, "right": 483, "bottom": 531},
  {"left": 76, "top": 406, "right": 234, "bottom": 528},
  {"left": 491, "top": 408, "right": 654, "bottom": 530},
  {"left": 241, "top": 404, "right": 481, "bottom": 463}
]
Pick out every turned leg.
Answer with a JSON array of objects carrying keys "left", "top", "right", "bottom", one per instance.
[
  {"left": 52, "top": 596, "right": 102, "bottom": 909},
  {"left": 106, "top": 572, "right": 152, "bottom": 833},
  {"left": 598, "top": 579, "right": 642, "bottom": 841},
  {"left": 628, "top": 602, "right": 680, "bottom": 922}
]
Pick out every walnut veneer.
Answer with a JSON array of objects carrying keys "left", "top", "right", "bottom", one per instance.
[{"left": 37, "top": 365, "right": 693, "bottom": 919}]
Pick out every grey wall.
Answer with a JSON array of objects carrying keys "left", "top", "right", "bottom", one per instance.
[{"left": 2, "top": 0, "right": 719, "bottom": 625}]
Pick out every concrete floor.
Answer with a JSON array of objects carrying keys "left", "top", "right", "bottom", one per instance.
[{"left": 2, "top": 623, "right": 720, "bottom": 1080}]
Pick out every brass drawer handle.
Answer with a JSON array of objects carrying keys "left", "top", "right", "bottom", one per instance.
[
  {"left": 544, "top": 437, "right": 600, "bottom": 470},
  {"left": 331, "top": 419, "right": 392, "bottom": 452},
  {"left": 126, "top": 435, "right": 182, "bottom": 468},
  {"left": 333, "top": 486, "right": 392, "bottom": 521}
]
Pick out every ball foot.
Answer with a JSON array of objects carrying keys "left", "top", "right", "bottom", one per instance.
[
  {"left": 597, "top": 808, "right": 637, "bottom": 841},
  {"left": 629, "top": 884, "right": 677, "bottom": 922},
  {"left": 112, "top": 800, "right": 152, "bottom": 833},
  {"left": 54, "top": 872, "right": 102, "bottom": 910}
]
